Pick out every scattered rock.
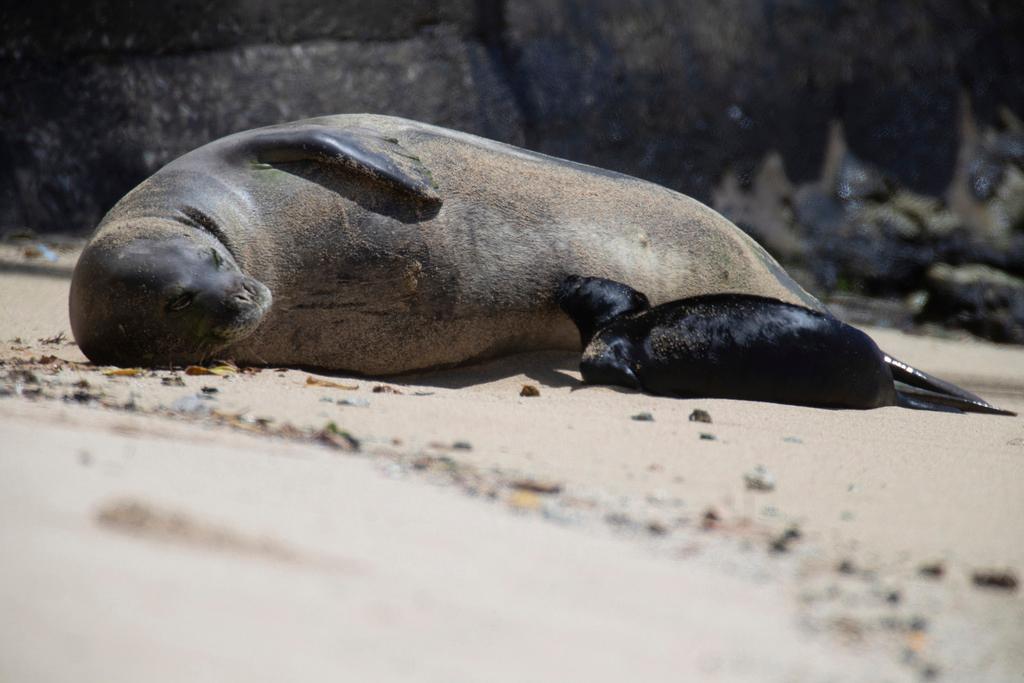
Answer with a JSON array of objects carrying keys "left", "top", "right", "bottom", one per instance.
[
  {"left": 699, "top": 432, "right": 716, "bottom": 441},
  {"left": 837, "top": 559, "right": 857, "bottom": 574},
  {"left": 429, "top": 440, "right": 472, "bottom": 451},
  {"left": 918, "top": 263, "right": 1024, "bottom": 343},
  {"left": 769, "top": 525, "right": 802, "bottom": 553},
  {"left": 646, "top": 521, "right": 668, "bottom": 536},
  {"left": 700, "top": 508, "right": 721, "bottom": 530},
  {"left": 411, "top": 455, "right": 456, "bottom": 472},
  {"left": 971, "top": 569, "right": 1018, "bottom": 591},
  {"left": 688, "top": 408, "right": 711, "bottom": 423},
  {"left": 909, "top": 616, "right": 928, "bottom": 633},
  {"left": 337, "top": 397, "right": 370, "bottom": 407},
  {"left": 161, "top": 376, "right": 185, "bottom": 387},
  {"left": 200, "top": 386, "right": 219, "bottom": 394},
  {"left": 918, "top": 562, "right": 945, "bottom": 579},
  {"left": 519, "top": 384, "right": 540, "bottom": 397},
  {"left": 372, "top": 384, "right": 402, "bottom": 394},
  {"left": 783, "top": 436, "right": 803, "bottom": 444},
  {"left": 835, "top": 153, "right": 894, "bottom": 202},
  {"left": 744, "top": 464, "right": 776, "bottom": 491},
  {"left": 631, "top": 412, "right": 654, "bottom": 422},
  {"left": 510, "top": 478, "right": 562, "bottom": 495},
  {"left": 65, "top": 389, "right": 99, "bottom": 404},
  {"left": 966, "top": 128, "right": 1024, "bottom": 204}
]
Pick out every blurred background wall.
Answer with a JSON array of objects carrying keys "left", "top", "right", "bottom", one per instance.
[{"left": 2, "top": 0, "right": 1023, "bottom": 337}]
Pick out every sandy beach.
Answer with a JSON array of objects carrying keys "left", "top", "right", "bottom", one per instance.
[{"left": 2, "top": 241, "right": 1022, "bottom": 682}]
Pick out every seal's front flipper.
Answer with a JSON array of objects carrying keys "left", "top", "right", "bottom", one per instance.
[
  {"left": 246, "top": 127, "right": 441, "bottom": 205},
  {"left": 882, "top": 352, "right": 1011, "bottom": 412},
  {"left": 895, "top": 385, "right": 1017, "bottom": 416}
]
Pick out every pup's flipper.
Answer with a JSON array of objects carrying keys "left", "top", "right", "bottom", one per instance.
[
  {"left": 884, "top": 353, "right": 1014, "bottom": 414},
  {"left": 894, "top": 383, "right": 1017, "bottom": 416}
]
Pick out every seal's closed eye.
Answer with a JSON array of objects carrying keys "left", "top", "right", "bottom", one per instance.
[{"left": 166, "top": 291, "right": 194, "bottom": 312}]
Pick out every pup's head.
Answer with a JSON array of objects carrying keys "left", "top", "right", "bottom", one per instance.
[{"left": 555, "top": 275, "right": 650, "bottom": 346}]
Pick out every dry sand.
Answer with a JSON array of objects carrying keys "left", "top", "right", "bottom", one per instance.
[{"left": 1, "top": 241, "right": 1023, "bottom": 682}]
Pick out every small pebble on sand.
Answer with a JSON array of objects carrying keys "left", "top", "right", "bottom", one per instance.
[
  {"left": 971, "top": 569, "right": 1018, "bottom": 591},
  {"left": 918, "top": 562, "right": 945, "bottom": 579},
  {"left": 688, "top": 409, "right": 712, "bottom": 423},
  {"left": 744, "top": 464, "right": 775, "bottom": 491}
]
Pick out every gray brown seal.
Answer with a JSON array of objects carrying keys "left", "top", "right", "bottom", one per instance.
[
  {"left": 70, "top": 114, "right": 825, "bottom": 374},
  {"left": 556, "top": 275, "right": 1013, "bottom": 414}
]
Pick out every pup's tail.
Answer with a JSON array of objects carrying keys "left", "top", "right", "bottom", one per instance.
[{"left": 885, "top": 353, "right": 1016, "bottom": 416}]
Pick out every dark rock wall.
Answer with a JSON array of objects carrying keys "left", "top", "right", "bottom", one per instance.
[
  {"left": 1, "top": 0, "right": 1022, "bottom": 236},
  {"left": 0, "top": 1, "right": 523, "bottom": 234}
]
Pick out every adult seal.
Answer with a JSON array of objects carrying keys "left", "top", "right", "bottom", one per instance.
[
  {"left": 556, "top": 275, "right": 1013, "bottom": 414},
  {"left": 71, "top": 114, "right": 824, "bottom": 374}
]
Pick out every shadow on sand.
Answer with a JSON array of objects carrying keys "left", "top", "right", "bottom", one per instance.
[{"left": 400, "top": 351, "right": 583, "bottom": 390}]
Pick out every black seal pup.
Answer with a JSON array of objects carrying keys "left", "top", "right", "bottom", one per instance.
[
  {"left": 556, "top": 275, "right": 1014, "bottom": 414},
  {"left": 71, "top": 114, "right": 825, "bottom": 374}
]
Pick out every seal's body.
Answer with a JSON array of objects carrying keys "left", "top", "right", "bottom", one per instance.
[
  {"left": 71, "top": 114, "right": 824, "bottom": 374},
  {"left": 557, "top": 276, "right": 1014, "bottom": 414}
]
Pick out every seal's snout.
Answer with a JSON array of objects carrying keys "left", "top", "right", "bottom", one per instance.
[
  {"left": 228, "top": 279, "right": 267, "bottom": 308},
  {"left": 203, "top": 274, "right": 272, "bottom": 341},
  {"left": 580, "top": 338, "right": 641, "bottom": 390}
]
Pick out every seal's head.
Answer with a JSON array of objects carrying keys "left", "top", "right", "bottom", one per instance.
[
  {"left": 555, "top": 275, "right": 650, "bottom": 346},
  {"left": 70, "top": 230, "right": 272, "bottom": 367}
]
